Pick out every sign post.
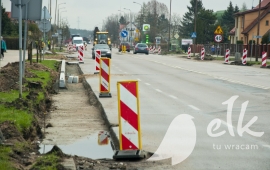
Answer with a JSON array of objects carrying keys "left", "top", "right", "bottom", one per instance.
[{"left": 214, "top": 25, "right": 224, "bottom": 57}]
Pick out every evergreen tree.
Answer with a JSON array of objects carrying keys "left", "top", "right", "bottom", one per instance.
[
  {"left": 221, "top": 1, "right": 235, "bottom": 31},
  {"left": 179, "top": 0, "right": 203, "bottom": 39},
  {"left": 241, "top": 2, "right": 248, "bottom": 11},
  {"left": 119, "top": 16, "right": 127, "bottom": 25},
  {"left": 234, "top": 5, "right": 240, "bottom": 13}
]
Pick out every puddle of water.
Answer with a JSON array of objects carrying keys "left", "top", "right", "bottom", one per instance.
[{"left": 39, "top": 131, "right": 114, "bottom": 159}]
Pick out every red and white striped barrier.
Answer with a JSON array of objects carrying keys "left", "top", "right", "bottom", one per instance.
[
  {"left": 224, "top": 49, "right": 230, "bottom": 64},
  {"left": 94, "top": 50, "right": 101, "bottom": 74},
  {"left": 152, "top": 46, "right": 156, "bottom": 54},
  {"left": 149, "top": 45, "right": 152, "bottom": 53},
  {"left": 73, "top": 44, "right": 76, "bottom": 52},
  {"left": 77, "top": 45, "right": 84, "bottom": 63},
  {"left": 242, "top": 48, "right": 247, "bottom": 65},
  {"left": 201, "top": 47, "right": 205, "bottom": 60},
  {"left": 98, "top": 131, "right": 109, "bottom": 145},
  {"left": 158, "top": 46, "right": 161, "bottom": 55},
  {"left": 262, "top": 51, "right": 267, "bottom": 67},
  {"left": 99, "top": 58, "right": 111, "bottom": 97},
  {"left": 187, "top": 47, "right": 191, "bottom": 59},
  {"left": 117, "top": 80, "right": 142, "bottom": 150}
]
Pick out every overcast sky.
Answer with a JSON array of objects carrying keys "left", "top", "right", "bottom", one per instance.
[{"left": 3, "top": 0, "right": 253, "bottom": 30}]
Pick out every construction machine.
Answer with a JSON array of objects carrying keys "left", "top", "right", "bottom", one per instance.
[{"left": 94, "top": 31, "right": 111, "bottom": 48}]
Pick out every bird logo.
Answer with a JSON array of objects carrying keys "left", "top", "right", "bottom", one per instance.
[{"left": 147, "top": 114, "right": 196, "bottom": 165}]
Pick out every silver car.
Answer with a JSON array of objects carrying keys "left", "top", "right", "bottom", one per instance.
[
  {"left": 133, "top": 43, "right": 149, "bottom": 55},
  {"left": 92, "top": 44, "right": 112, "bottom": 59}
]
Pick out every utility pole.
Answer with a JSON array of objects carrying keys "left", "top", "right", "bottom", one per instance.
[
  {"left": 168, "top": 0, "right": 171, "bottom": 51},
  {"left": 256, "top": 0, "right": 261, "bottom": 61},
  {"left": 54, "top": 0, "right": 57, "bottom": 25},
  {"left": 193, "top": 0, "right": 198, "bottom": 57}
]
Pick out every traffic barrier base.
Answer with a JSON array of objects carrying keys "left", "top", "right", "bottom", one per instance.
[{"left": 113, "top": 150, "right": 145, "bottom": 160}]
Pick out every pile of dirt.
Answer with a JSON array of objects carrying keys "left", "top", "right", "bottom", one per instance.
[{"left": 0, "top": 61, "right": 60, "bottom": 169}]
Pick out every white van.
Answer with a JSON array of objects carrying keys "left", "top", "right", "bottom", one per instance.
[{"left": 72, "top": 37, "right": 83, "bottom": 50}]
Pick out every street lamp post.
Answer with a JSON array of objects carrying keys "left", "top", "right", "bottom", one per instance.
[
  {"left": 57, "top": 3, "right": 66, "bottom": 27},
  {"left": 133, "top": 2, "right": 143, "bottom": 42},
  {"left": 124, "top": 8, "right": 132, "bottom": 44},
  {"left": 168, "top": 0, "right": 172, "bottom": 51}
]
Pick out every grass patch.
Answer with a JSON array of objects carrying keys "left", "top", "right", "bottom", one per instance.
[
  {"left": 0, "top": 105, "right": 33, "bottom": 132},
  {"left": 31, "top": 152, "right": 63, "bottom": 170},
  {"left": 0, "top": 91, "right": 28, "bottom": 103},
  {"left": 0, "top": 146, "right": 14, "bottom": 170},
  {"left": 41, "top": 60, "right": 58, "bottom": 71},
  {"left": 26, "top": 70, "right": 51, "bottom": 88},
  {"left": 37, "top": 92, "right": 45, "bottom": 103}
]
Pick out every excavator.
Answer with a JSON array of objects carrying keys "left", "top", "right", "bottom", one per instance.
[{"left": 93, "top": 27, "right": 111, "bottom": 48}]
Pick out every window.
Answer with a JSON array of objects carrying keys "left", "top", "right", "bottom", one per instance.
[{"left": 266, "top": 20, "right": 269, "bottom": 26}]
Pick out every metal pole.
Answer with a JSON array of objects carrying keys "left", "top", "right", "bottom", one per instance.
[
  {"left": 19, "top": 0, "right": 23, "bottom": 98},
  {"left": 193, "top": 0, "right": 197, "bottom": 57},
  {"left": 256, "top": 0, "right": 261, "bottom": 61},
  {"left": 0, "top": 0, "right": 2, "bottom": 65},
  {"left": 168, "top": 0, "right": 171, "bottom": 51},
  {"left": 43, "top": 6, "right": 46, "bottom": 61},
  {"left": 54, "top": 0, "right": 57, "bottom": 25},
  {"left": 23, "top": 3, "right": 28, "bottom": 77},
  {"left": 250, "top": 35, "right": 253, "bottom": 61}
]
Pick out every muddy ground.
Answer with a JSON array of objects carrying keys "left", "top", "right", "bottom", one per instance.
[{"left": 0, "top": 54, "right": 171, "bottom": 169}]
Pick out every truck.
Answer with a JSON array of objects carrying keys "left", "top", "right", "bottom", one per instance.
[{"left": 93, "top": 27, "right": 111, "bottom": 48}]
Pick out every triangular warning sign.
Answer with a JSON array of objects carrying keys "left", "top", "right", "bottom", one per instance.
[{"left": 214, "top": 26, "right": 223, "bottom": 34}]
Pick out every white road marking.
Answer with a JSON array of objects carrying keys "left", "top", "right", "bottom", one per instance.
[
  {"left": 169, "top": 95, "right": 178, "bottom": 99},
  {"left": 137, "top": 78, "right": 141, "bottom": 81},
  {"left": 145, "top": 83, "right": 151, "bottom": 86},
  {"left": 155, "top": 89, "right": 162, "bottom": 93},
  {"left": 188, "top": 105, "right": 200, "bottom": 111}
]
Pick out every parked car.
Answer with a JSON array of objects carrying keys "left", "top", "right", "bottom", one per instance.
[
  {"left": 92, "top": 44, "right": 112, "bottom": 59},
  {"left": 118, "top": 42, "right": 130, "bottom": 52},
  {"left": 133, "top": 43, "right": 149, "bottom": 55}
]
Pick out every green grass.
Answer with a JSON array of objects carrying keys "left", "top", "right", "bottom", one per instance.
[
  {"left": 0, "top": 105, "right": 33, "bottom": 132},
  {"left": 37, "top": 92, "right": 45, "bottom": 103},
  {"left": 0, "top": 91, "right": 28, "bottom": 103},
  {"left": 31, "top": 152, "right": 63, "bottom": 170},
  {"left": 26, "top": 70, "right": 51, "bottom": 88},
  {"left": 0, "top": 146, "right": 14, "bottom": 170},
  {"left": 41, "top": 60, "right": 59, "bottom": 71}
]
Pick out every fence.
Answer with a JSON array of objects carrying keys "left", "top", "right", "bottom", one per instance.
[{"left": 189, "top": 43, "right": 270, "bottom": 58}]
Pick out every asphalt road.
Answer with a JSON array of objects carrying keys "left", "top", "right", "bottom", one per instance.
[{"left": 79, "top": 46, "right": 270, "bottom": 169}]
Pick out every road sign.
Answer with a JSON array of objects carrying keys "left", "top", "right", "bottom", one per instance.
[
  {"left": 37, "top": 19, "right": 51, "bottom": 32},
  {"left": 253, "top": 35, "right": 262, "bottom": 38},
  {"left": 214, "top": 26, "right": 223, "bottom": 34},
  {"left": 191, "top": 32, "right": 197, "bottom": 38},
  {"left": 11, "top": 0, "right": 42, "bottom": 20},
  {"left": 41, "top": 6, "right": 51, "bottom": 20},
  {"left": 174, "top": 33, "right": 179, "bottom": 39},
  {"left": 214, "top": 34, "right": 223, "bottom": 43},
  {"left": 121, "top": 30, "right": 128, "bottom": 38},
  {"left": 143, "top": 24, "right": 150, "bottom": 31}
]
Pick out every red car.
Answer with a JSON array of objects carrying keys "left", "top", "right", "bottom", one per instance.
[{"left": 118, "top": 42, "right": 130, "bottom": 52}]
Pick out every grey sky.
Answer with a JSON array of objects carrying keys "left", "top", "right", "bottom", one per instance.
[{"left": 3, "top": 0, "right": 253, "bottom": 30}]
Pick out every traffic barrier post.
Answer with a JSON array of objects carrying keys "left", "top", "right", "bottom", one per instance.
[
  {"left": 261, "top": 51, "right": 267, "bottom": 67},
  {"left": 158, "top": 46, "right": 161, "bottom": 55},
  {"left": 224, "top": 49, "right": 230, "bottom": 64},
  {"left": 201, "top": 47, "right": 205, "bottom": 60},
  {"left": 187, "top": 47, "right": 191, "bottom": 59},
  {"left": 98, "top": 131, "right": 109, "bottom": 145},
  {"left": 242, "top": 48, "right": 247, "bottom": 65},
  {"left": 113, "top": 80, "right": 144, "bottom": 159},
  {"left": 94, "top": 50, "right": 101, "bottom": 74},
  {"left": 99, "top": 58, "right": 111, "bottom": 98},
  {"left": 78, "top": 45, "right": 84, "bottom": 64}
]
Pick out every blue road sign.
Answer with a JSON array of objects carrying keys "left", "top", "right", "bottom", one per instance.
[
  {"left": 121, "top": 30, "right": 128, "bottom": 38},
  {"left": 191, "top": 32, "right": 197, "bottom": 38}
]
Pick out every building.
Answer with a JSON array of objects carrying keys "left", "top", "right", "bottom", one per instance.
[{"left": 230, "top": 0, "right": 270, "bottom": 44}]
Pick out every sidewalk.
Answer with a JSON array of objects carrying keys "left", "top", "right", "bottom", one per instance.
[{"left": 0, "top": 50, "right": 24, "bottom": 68}]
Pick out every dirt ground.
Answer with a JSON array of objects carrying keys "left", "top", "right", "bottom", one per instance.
[{"left": 0, "top": 54, "right": 172, "bottom": 170}]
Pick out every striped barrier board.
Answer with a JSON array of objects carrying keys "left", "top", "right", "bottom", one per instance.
[
  {"left": 78, "top": 45, "right": 84, "bottom": 63},
  {"left": 201, "top": 47, "right": 205, "bottom": 60},
  {"left": 187, "top": 47, "right": 191, "bottom": 59},
  {"left": 242, "top": 48, "right": 247, "bottom": 65},
  {"left": 113, "top": 80, "right": 144, "bottom": 159},
  {"left": 99, "top": 58, "right": 111, "bottom": 98},
  {"left": 224, "top": 49, "right": 230, "bottom": 64},
  {"left": 98, "top": 131, "right": 109, "bottom": 145},
  {"left": 94, "top": 50, "right": 101, "bottom": 74},
  {"left": 261, "top": 51, "right": 267, "bottom": 67}
]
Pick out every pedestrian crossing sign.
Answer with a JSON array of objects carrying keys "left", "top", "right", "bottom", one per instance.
[
  {"left": 191, "top": 32, "right": 197, "bottom": 38},
  {"left": 214, "top": 26, "right": 223, "bottom": 34}
]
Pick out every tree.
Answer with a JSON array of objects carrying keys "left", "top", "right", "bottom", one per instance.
[
  {"left": 234, "top": 5, "right": 240, "bottom": 13},
  {"left": 179, "top": 0, "right": 204, "bottom": 39},
  {"left": 241, "top": 2, "right": 248, "bottom": 11},
  {"left": 119, "top": 16, "right": 127, "bottom": 25},
  {"left": 221, "top": 1, "right": 235, "bottom": 35},
  {"left": 1, "top": 5, "right": 18, "bottom": 36}
]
